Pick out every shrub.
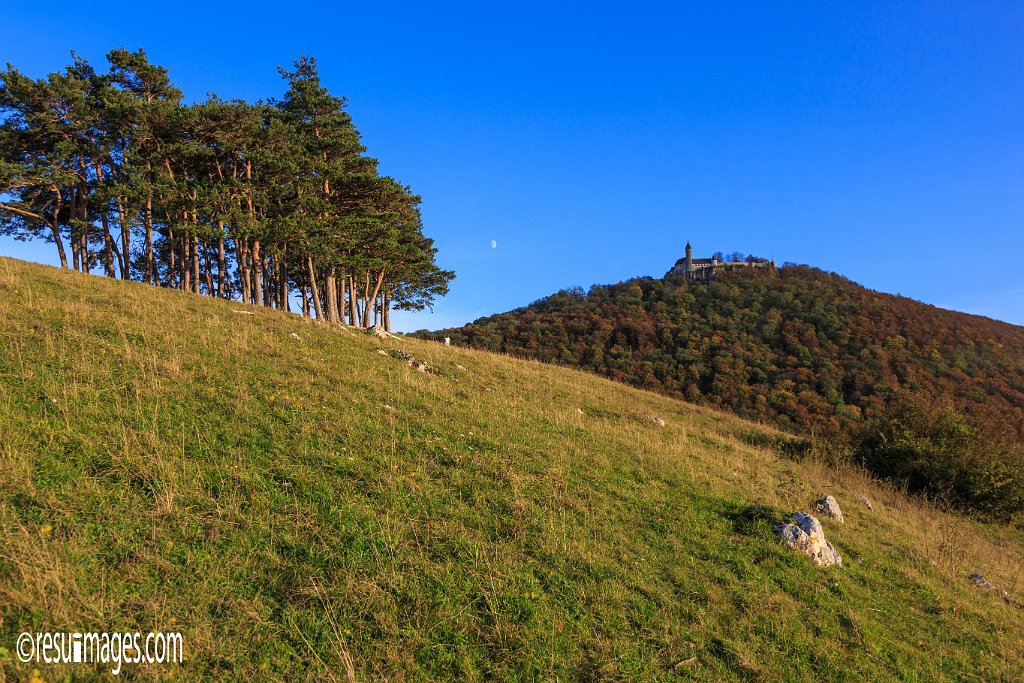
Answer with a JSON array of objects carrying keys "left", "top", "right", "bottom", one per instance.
[{"left": 855, "top": 397, "right": 1024, "bottom": 524}]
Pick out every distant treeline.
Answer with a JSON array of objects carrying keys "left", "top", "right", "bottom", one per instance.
[{"left": 0, "top": 50, "right": 452, "bottom": 328}]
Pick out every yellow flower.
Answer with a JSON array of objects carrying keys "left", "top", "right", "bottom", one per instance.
[
  {"left": 29, "top": 669, "right": 45, "bottom": 683},
  {"left": 40, "top": 524, "right": 52, "bottom": 537}
]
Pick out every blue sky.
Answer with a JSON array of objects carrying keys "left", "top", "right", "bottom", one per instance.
[{"left": 3, "top": 1, "right": 1022, "bottom": 329}]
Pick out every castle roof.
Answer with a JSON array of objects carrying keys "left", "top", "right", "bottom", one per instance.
[{"left": 673, "top": 257, "right": 715, "bottom": 267}]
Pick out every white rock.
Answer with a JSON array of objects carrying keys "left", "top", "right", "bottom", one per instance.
[
  {"left": 288, "top": 332, "right": 301, "bottom": 340},
  {"left": 368, "top": 325, "right": 390, "bottom": 338},
  {"left": 644, "top": 415, "right": 666, "bottom": 428},
  {"left": 774, "top": 512, "right": 842, "bottom": 567},
  {"left": 814, "top": 495, "right": 845, "bottom": 523},
  {"left": 444, "top": 337, "right": 451, "bottom": 346}
]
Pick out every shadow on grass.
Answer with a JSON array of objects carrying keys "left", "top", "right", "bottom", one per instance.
[
  {"left": 737, "top": 428, "right": 815, "bottom": 461},
  {"left": 722, "top": 500, "right": 787, "bottom": 537}
]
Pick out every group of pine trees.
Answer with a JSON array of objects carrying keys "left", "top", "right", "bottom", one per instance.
[{"left": 0, "top": 49, "right": 453, "bottom": 329}]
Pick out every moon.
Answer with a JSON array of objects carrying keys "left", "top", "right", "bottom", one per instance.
[{"left": 490, "top": 240, "right": 497, "bottom": 249}]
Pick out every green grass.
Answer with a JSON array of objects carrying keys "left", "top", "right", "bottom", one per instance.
[{"left": 0, "top": 256, "right": 1022, "bottom": 681}]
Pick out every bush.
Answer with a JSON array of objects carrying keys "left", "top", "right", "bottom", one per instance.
[{"left": 854, "top": 398, "right": 1024, "bottom": 524}]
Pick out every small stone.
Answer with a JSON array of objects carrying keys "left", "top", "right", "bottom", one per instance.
[
  {"left": 774, "top": 512, "right": 842, "bottom": 567},
  {"left": 814, "top": 495, "right": 845, "bottom": 523},
  {"left": 455, "top": 364, "right": 468, "bottom": 371},
  {"left": 855, "top": 495, "right": 873, "bottom": 511},
  {"left": 644, "top": 415, "right": 666, "bottom": 428},
  {"left": 288, "top": 332, "right": 301, "bottom": 340},
  {"left": 368, "top": 326, "right": 390, "bottom": 338},
  {"left": 968, "top": 572, "right": 995, "bottom": 590},
  {"left": 376, "top": 349, "right": 389, "bottom": 356}
]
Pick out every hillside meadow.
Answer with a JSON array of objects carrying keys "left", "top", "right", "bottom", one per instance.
[{"left": 0, "top": 257, "right": 1022, "bottom": 680}]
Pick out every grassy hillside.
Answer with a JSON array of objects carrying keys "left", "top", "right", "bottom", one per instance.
[
  {"left": 1, "top": 256, "right": 1022, "bottom": 681},
  {"left": 425, "top": 267, "right": 1024, "bottom": 446}
]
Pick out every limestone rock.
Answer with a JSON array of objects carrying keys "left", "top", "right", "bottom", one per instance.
[
  {"left": 968, "top": 572, "right": 995, "bottom": 590},
  {"left": 644, "top": 415, "right": 666, "bottom": 428},
  {"left": 368, "top": 325, "right": 390, "bottom": 338},
  {"left": 855, "top": 495, "right": 873, "bottom": 511},
  {"left": 288, "top": 332, "right": 301, "bottom": 341},
  {"left": 814, "top": 495, "right": 845, "bottom": 523},
  {"left": 774, "top": 512, "right": 842, "bottom": 567},
  {"left": 376, "top": 349, "right": 389, "bottom": 356}
]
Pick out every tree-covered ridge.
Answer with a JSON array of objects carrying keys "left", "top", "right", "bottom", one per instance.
[
  {"left": 426, "top": 266, "right": 1024, "bottom": 445},
  {"left": 0, "top": 49, "right": 452, "bottom": 327}
]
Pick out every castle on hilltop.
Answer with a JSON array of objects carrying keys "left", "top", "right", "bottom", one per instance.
[{"left": 669, "top": 242, "right": 776, "bottom": 282}]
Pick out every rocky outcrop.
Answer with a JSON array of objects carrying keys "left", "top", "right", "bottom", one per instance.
[
  {"left": 774, "top": 513, "right": 842, "bottom": 567},
  {"left": 377, "top": 348, "right": 432, "bottom": 373},
  {"left": 814, "top": 495, "right": 844, "bottom": 523}
]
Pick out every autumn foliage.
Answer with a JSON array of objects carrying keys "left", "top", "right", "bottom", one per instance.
[{"left": 427, "top": 266, "right": 1024, "bottom": 447}]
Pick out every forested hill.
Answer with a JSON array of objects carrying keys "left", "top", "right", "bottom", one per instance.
[{"left": 425, "top": 266, "right": 1024, "bottom": 445}]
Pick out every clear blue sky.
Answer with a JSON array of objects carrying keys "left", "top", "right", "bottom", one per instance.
[{"left": 3, "top": 1, "right": 1022, "bottom": 329}]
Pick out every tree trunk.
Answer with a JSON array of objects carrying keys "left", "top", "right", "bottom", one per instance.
[
  {"left": 180, "top": 234, "right": 189, "bottom": 291},
  {"left": 49, "top": 221, "right": 69, "bottom": 269},
  {"left": 337, "top": 272, "right": 346, "bottom": 326},
  {"left": 168, "top": 226, "right": 176, "bottom": 288},
  {"left": 78, "top": 179, "right": 90, "bottom": 273},
  {"left": 102, "top": 220, "right": 116, "bottom": 277},
  {"left": 279, "top": 248, "right": 290, "bottom": 312},
  {"left": 299, "top": 283, "right": 309, "bottom": 318},
  {"left": 252, "top": 240, "right": 263, "bottom": 306},
  {"left": 306, "top": 256, "right": 324, "bottom": 320},
  {"left": 384, "top": 289, "right": 391, "bottom": 332},
  {"left": 238, "top": 238, "right": 251, "bottom": 304},
  {"left": 265, "top": 255, "right": 274, "bottom": 308},
  {"left": 192, "top": 235, "right": 201, "bottom": 294},
  {"left": 115, "top": 195, "right": 129, "bottom": 279},
  {"left": 325, "top": 268, "right": 339, "bottom": 324},
  {"left": 202, "top": 239, "right": 214, "bottom": 295},
  {"left": 217, "top": 234, "right": 227, "bottom": 298},
  {"left": 144, "top": 194, "right": 155, "bottom": 284},
  {"left": 365, "top": 270, "right": 386, "bottom": 328},
  {"left": 348, "top": 274, "right": 358, "bottom": 326}
]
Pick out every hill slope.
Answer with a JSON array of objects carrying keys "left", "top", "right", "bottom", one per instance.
[
  {"left": 427, "top": 266, "right": 1024, "bottom": 445},
  {"left": 1, "top": 257, "right": 1022, "bottom": 680}
]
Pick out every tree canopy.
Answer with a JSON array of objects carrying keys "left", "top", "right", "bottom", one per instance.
[{"left": 0, "top": 50, "right": 453, "bottom": 328}]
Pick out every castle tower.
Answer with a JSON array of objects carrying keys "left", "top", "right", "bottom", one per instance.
[{"left": 685, "top": 241, "right": 693, "bottom": 273}]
